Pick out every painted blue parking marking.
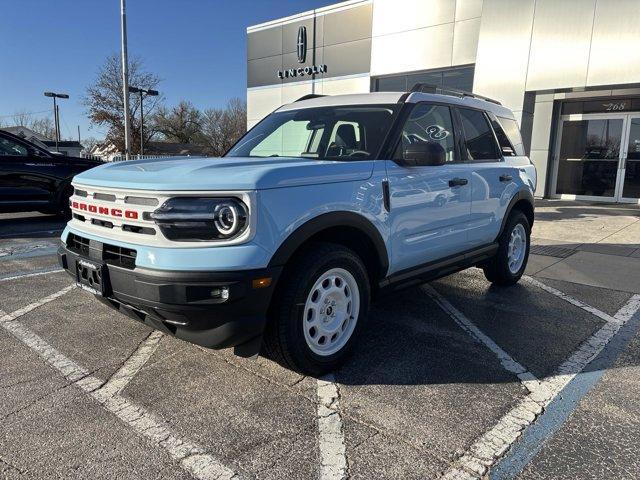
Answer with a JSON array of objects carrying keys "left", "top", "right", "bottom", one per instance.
[{"left": 490, "top": 310, "right": 640, "bottom": 480}]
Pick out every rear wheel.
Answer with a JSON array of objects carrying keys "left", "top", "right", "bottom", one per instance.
[
  {"left": 483, "top": 210, "right": 530, "bottom": 286},
  {"left": 263, "top": 242, "right": 370, "bottom": 375}
]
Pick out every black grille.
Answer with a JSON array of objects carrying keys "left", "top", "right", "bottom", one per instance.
[
  {"left": 92, "top": 218, "right": 114, "bottom": 229},
  {"left": 66, "top": 233, "right": 90, "bottom": 257},
  {"left": 66, "top": 233, "right": 137, "bottom": 270},
  {"left": 122, "top": 224, "right": 155, "bottom": 235},
  {"left": 103, "top": 244, "right": 137, "bottom": 269}
]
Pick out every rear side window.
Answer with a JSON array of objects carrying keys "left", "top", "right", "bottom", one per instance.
[
  {"left": 396, "top": 103, "right": 457, "bottom": 163},
  {"left": 488, "top": 115, "right": 516, "bottom": 156},
  {"left": 496, "top": 116, "right": 525, "bottom": 156},
  {"left": 458, "top": 108, "right": 500, "bottom": 161}
]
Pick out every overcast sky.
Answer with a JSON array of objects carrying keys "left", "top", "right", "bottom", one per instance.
[{"left": 0, "top": 0, "right": 336, "bottom": 141}]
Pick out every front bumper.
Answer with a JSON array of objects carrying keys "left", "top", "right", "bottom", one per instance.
[{"left": 58, "top": 243, "right": 282, "bottom": 353}]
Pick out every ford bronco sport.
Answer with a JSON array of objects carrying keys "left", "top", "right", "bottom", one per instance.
[{"left": 58, "top": 86, "right": 536, "bottom": 375}]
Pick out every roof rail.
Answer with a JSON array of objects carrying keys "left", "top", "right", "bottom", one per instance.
[
  {"left": 409, "top": 83, "right": 502, "bottom": 105},
  {"left": 295, "top": 94, "right": 326, "bottom": 102}
]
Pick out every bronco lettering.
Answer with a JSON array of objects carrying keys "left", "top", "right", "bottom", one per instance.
[{"left": 72, "top": 202, "right": 138, "bottom": 220}]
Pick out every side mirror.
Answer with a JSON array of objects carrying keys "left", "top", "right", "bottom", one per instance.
[
  {"left": 401, "top": 141, "right": 446, "bottom": 167},
  {"left": 30, "top": 148, "right": 48, "bottom": 158}
]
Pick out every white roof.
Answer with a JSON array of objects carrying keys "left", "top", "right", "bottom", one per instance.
[
  {"left": 277, "top": 91, "right": 514, "bottom": 119},
  {"left": 277, "top": 92, "right": 404, "bottom": 111}
]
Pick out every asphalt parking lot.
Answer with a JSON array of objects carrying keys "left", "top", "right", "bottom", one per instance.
[{"left": 1, "top": 204, "right": 640, "bottom": 480}]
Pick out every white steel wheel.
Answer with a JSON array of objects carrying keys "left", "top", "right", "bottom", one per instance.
[
  {"left": 508, "top": 223, "right": 527, "bottom": 274},
  {"left": 303, "top": 267, "right": 360, "bottom": 357}
]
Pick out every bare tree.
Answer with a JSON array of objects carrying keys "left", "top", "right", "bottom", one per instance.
[
  {"left": 11, "top": 110, "right": 33, "bottom": 127},
  {"left": 29, "top": 117, "right": 57, "bottom": 139},
  {"left": 153, "top": 101, "right": 203, "bottom": 144},
  {"left": 199, "top": 98, "right": 247, "bottom": 156},
  {"left": 81, "top": 136, "right": 99, "bottom": 154},
  {"left": 4, "top": 112, "right": 56, "bottom": 140},
  {"left": 83, "top": 54, "right": 163, "bottom": 153}
]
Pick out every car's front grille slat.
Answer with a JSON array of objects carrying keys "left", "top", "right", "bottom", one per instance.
[
  {"left": 93, "top": 192, "right": 116, "bottom": 202},
  {"left": 103, "top": 243, "right": 137, "bottom": 269},
  {"left": 125, "top": 196, "right": 159, "bottom": 206},
  {"left": 66, "top": 233, "right": 137, "bottom": 270},
  {"left": 67, "top": 233, "right": 90, "bottom": 257}
]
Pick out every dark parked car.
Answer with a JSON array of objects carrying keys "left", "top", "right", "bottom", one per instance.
[{"left": 0, "top": 130, "right": 102, "bottom": 216}]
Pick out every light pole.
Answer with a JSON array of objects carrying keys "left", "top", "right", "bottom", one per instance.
[
  {"left": 43, "top": 91, "right": 69, "bottom": 152},
  {"left": 129, "top": 86, "right": 158, "bottom": 156},
  {"left": 120, "top": 0, "right": 132, "bottom": 160}
]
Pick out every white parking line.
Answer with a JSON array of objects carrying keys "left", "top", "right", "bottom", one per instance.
[
  {"left": 441, "top": 289, "right": 640, "bottom": 479},
  {"left": 0, "top": 268, "right": 64, "bottom": 282},
  {"left": 0, "top": 289, "right": 242, "bottom": 480},
  {"left": 0, "top": 285, "right": 76, "bottom": 323},
  {"left": 424, "top": 284, "right": 541, "bottom": 394},
  {"left": 523, "top": 276, "right": 620, "bottom": 324},
  {"left": 97, "top": 330, "right": 164, "bottom": 398},
  {"left": 317, "top": 374, "right": 348, "bottom": 480}
]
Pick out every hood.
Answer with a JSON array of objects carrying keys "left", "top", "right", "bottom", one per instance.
[
  {"left": 73, "top": 156, "right": 374, "bottom": 191},
  {"left": 64, "top": 156, "right": 104, "bottom": 167}
]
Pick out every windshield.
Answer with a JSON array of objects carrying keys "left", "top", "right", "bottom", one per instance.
[{"left": 226, "top": 104, "right": 399, "bottom": 160}]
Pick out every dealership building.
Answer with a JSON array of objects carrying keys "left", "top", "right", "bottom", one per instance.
[{"left": 246, "top": 0, "right": 640, "bottom": 203}]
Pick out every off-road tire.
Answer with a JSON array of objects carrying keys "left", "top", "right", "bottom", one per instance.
[
  {"left": 263, "top": 242, "right": 370, "bottom": 376},
  {"left": 56, "top": 184, "right": 74, "bottom": 219},
  {"left": 482, "top": 210, "right": 530, "bottom": 286}
]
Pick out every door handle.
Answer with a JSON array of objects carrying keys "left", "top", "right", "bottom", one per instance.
[
  {"left": 499, "top": 174, "right": 513, "bottom": 182},
  {"left": 448, "top": 177, "right": 468, "bottom": 187}
]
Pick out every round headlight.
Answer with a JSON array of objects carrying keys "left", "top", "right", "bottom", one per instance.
[
  {"left": 150, "top": 197, "right": 249, "bottom": 241},
  {"left": 214, "top": 202, "right": 240, "bottom": 235}
]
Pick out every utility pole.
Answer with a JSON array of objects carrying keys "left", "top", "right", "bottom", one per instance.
[
  {"left": 44, "top": 91, "right": 69, "bottom": 152},
  {"left": 139, "top": 90, "right": 143, "bottom": 155},
  {"left": 55, "top": 105, "right": 60, "bottom": 144},
  {"left": 77, "top": 125, "right": 81, "bottom": 144},
  {"left": 120, "top": 0, "right": 132, "bottom": 160}
]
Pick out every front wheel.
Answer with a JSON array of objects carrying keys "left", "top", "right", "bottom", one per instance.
[
  {"left": 56, "top": 184, "right": 74, "bottom": 219},
  {"left": 483, "top": 210, "right": 531, "bottom": 286},
  {"left": 263, "top": 242, "right": 370, "bottom": 375}
]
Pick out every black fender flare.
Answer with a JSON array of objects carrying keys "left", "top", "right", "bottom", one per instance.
[
  {"left": 267, "top": 211, "right": 389, "bottom": 276},
  {"left": 497, "top": 188, "right": 535, "bottom": 239}
]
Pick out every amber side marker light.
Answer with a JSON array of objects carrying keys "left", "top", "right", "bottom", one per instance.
[{"left": 252, "top": 277, "right": 272, "bottom": 289}]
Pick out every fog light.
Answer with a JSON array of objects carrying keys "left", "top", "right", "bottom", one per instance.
[{"left": 211, "top": 286, "right": 230, "bottom": 301}]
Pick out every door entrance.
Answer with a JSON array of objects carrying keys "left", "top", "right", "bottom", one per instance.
[{"left": 553, "top": 113, "right": 640, "bottom": 203}]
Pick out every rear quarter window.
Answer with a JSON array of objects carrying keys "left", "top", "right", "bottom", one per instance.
[{"left": 496, "top": 116, "right": 525, "bottom": 156}]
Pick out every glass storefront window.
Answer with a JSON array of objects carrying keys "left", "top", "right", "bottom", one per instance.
[
  {"left": 376, "top": 75, "right": 407, "bottom": 92},
  {"left": 622, "top": 118, "right": 640, "bottom": 199},
  {"left": 373, "top": 66, "right": 474, "bottom": 93},
  {"left": 556, "top": 119, "right": 623, "bottom": 197}
]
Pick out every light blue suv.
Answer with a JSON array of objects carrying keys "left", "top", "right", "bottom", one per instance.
[{"left": 58, "top": 86, "right": 536, "bottom": 374}]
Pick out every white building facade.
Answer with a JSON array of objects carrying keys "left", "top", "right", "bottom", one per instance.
[{"left": 247, "top": 0, "right": 640, "bottom": 202}]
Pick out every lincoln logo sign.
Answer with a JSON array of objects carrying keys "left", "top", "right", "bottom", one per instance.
[
  {"left": 71, "top": 201, "right": 139, "bottom": 220},
  {"left": 277, "top": 25, "right": 327, "bottom": 79},
  {"left": 297, "top": 26, "right": 307, "bottom": 63}
]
